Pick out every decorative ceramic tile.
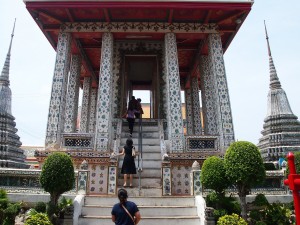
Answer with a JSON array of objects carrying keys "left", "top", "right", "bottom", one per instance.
[
  {"left": 108, "top": 166, "right": 117, "bottom": 195},
  {"left": 200, "top": 55, "right": 218, "bottom": 137},
  {"left": 162, "top": 167, "right": 171, "bottom": 195},
  {"left": 88, "top": 164, "right": 108, "bottom": 194},
  {"left": 45, "top": 32, "right": 71, "bottom": 147},
  {"left": 185, "top": 87, "right": 194, "bottom": 135},
  {"left": 193, "top": 171, "right": 201, "bottom": 195},
  {"left": 61, "top": 22, "right": 218, "bottom": 34},
  {"left": 171, "top": 166, "right": 191, "bottom": 195},
  {"left": 64, "top": 54, "right": 81, "bottom": 133},
  {"left": 208, "top": 34, "right": 235, "bottom": 151},
  {"left": 77, "top": 171, "right": 88, "bottom": 194},
  {"left": 164, "top": 33, "right": 184, "bottom": 152},
  {"left": 191, "top": 76, "right": 202, "bottom": 135},
  {"left": 88, "top": 88, "right": 97, "bottom": 134},
  {"left": 80, "top": 77, "right": 91, "bottom": 132},
  {"left": 95, "top": 33, "right": 114, "bottom": 151}
]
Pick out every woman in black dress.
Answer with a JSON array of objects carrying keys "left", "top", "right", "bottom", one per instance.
[{"left": 120, "top": 138, "right": 136, "bottom": 187}]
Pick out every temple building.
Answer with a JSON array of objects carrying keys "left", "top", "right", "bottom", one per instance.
[
  {"left": 258, "top": 23, "right": 300, "bottom": 161},
  {"left": 0, "top": 21, "right": 28, "bottom": 169},
  {"left": 24, "top": 0, "right": 253, "bottom": 195}
]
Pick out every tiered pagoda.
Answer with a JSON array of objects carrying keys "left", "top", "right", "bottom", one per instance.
[
  {"left": 24, "top": 0, "right": 253, "bottom": 195},
  {"left": 258, "top": 23, "right": 300, "bottom": 161},
  {"left": 0, "top": 21, "right": 29, "bottom": 169}
]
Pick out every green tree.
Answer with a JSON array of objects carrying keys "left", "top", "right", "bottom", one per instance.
[
  {"left": 201, "top": 156, "right": 230, "bottom": 196},
  {"left": 224, "top": 141, "right": 265, "bottom": 220},
  {"left": 40, "top": 152, "right": 75, "bottom": 206}
]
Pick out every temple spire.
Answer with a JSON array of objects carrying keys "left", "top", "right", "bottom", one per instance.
[
  {"left": 0, "top": 19, "right": 16, "bottom": 84},
  {"left": 264, "top": 20, "right": 281, "bottom": 90}
]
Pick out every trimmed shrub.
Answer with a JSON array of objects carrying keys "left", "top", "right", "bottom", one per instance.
[
  {"left": 25, "top": 212, "right": 52, "bottom": 225},
  {"left": 217, "top": 213, "right": 247, "bottom": 225},
  {"left": 253, "top": 194, "right": 269, "bottom": 207},
  {"left": 34, "top": 202, "right": 47, "bottom": 213}
]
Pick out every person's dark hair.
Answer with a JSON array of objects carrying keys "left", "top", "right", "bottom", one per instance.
[
  {"left": 126, "top": 138, "right": 133, "bottom": 147},
  {"left": 118, "top": 188, "right": 128, "bottom": 204},
  {"left": 137, "top": 98, "right": 141, "bottom": 102}
]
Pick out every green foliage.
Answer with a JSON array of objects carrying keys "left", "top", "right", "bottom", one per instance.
[
  {"left": 213, "top": 209, "right": 227, "bottom": 221},
  {"left": 34, "top": 202, "right": 47, "bottom": 213},
  {"left": 58, "top": 197, "right": 73, "bottom": 218},
  {"left": 25, "top": 213, "right": 53, "bottom": 225},
  {"left": 262, "top": 203, "right": 292, "bottom": 225},
  {"left": 206, "top": 191, "right": 219, "bottom": 208},
  {"left": 201, "top": 156, "right": 230, "bottom": 195},
  {"left": 3, "top": 203, "right": 21, "bottom": 225},
  {"left": 40, "top": 152, "right": 75, "bottom": 205},
  {"left": 224, "top": 141, "right": 266, "bottom": 189},
  {"left": 217, "top": 213, "right": 247, "bottom": 225},
  {"left": 0, "top": 189, "right": 7, "bottom": 199},
  {"left": 255, "top": 222, "right": 267, "bottom": 225},
  {"left": 286, "top": 151, "right": 300, "bottom": 175},
  {"left": 264, "top": 162, "right": 276, "bottom": 171},
  {"left": 249, "top": 210, "right": 261, "bottom": 222},
  {"left": 253, "top": 194, "right": 269, "bottom": 207}
]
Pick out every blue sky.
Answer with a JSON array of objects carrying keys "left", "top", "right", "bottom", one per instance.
[{"left": 0, "top": 0, "right": 299, "bottom": 146}]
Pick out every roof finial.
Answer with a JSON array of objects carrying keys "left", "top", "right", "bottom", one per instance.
[
  {"left": 264, "top": 20, "right": 271, "bottom": 57},
  {"left": 8, "top": 18, "right": 16, "bottom": 55}
]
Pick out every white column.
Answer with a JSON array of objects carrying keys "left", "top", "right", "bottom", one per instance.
[
  {"left": 185, "top": 87, "right": 194, "bottom": 135},
  {"left": 164, "top": 33, "right": 184, "bottom": 152},
  {"left": 200, "top": 55, "right": 218, "bottom": 136},
  {"left": 88, "top": 87, "right": 97, "bottom": 133},
  {"left": 80, "top": 77, "right": 91, "bottom": 132},
  {"left": 64, "top": 54, "right": 81, "bottom": 133},
  {"left": 95, "top": 33, "right": 114, "bottom": 151},
  {"left": 208, "top": 33, "right": 235, "bottom": 151},
  {"left": 45, "top": 32, "right": 71, "bottom": 147},
  {"left": 191, "top": 76, "right": 202, "bottom": 135}
]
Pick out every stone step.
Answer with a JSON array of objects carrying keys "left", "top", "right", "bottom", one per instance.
[
  {"left": 79, "top": 216, "right": 200, "bottom": 225},
  {"left": 82, "top": 205, "right": 197, "bottom": 217},
  {"left": 85, "top": 196, "right": 195, "bottom": 206},
  {"left": 117, "top": 177, "right": 161, "bottom": 188},
  {"left": 121, "top": 138, "right": 160, "bottom": 145},
  {"left": 117, "top": 168, "right": 161, "bottom": 177},
  {"left": 122, "top": 125, "right": 159, "bottom": 132},
  {"left": 118, "top": 159, "right": 162, "bottom": 168},
  {"left": 121, "top": 131, "right": 160, "bottom": 138}
]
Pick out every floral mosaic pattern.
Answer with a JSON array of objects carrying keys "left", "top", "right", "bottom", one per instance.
[
  {"left": 193, "top": 171, "right": 201, "bottom": 195},
  {"left": 77, "top": 171, "right": 88, "bottom": 194},
  {"left": 108, "top": 166, "right": 117, "bottom": 195},
  {"left": 191, "top": 76, "right": 202, "bottom": 135},
  {"left": 200, "top": 55, "right": 218, "bottom": 137},
  {"left": 162, "top": 167, "right": 171, "bottom": 195},
  {"left": 61, "top": 22, "right": 218, "bottom": 34},
  {"left": 89, "top": 164, "right": 108, "bottom": 194},
  {"left": 185, "top": 87, "right": 194, "bottom": 135},
  {"left": 95, "top": 33, "right": 114, "bottom": 151},
  {"left": 171, "top": 166, "right": 191, "bottom": 195},
  {"left": 80, "top": 77, "right": 91, "bottom": 132},
  {"left": 208, "top": 34, "right": 235, "bottom": 151},
  {"left": 46, "top": 32, "right": 71, "bottom": 147},
  {"left": 88, "top": 88, "right": 97, "bottom": 134},
  {"left": 64, "top": 54, "right": 81, "bottom": 133},
  {"left": 164, "top": 33, "right": 184, "bottom": 152}
]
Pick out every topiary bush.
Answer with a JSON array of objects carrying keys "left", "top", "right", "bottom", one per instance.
[
  {"left": 224, "top": 141, "right": 265, "bottom": 220},
  {"left": 217, "top": 213, "right": 247, "bottom": 225},
  {"left": 201, "top": 156, "right": 230, "bottom": 196},
  {"left": 253, "top": 193, "right": 269, "bottom": 207},
  {"left": 40, "top": 152, "right": 75, "bottom": 206},
  {"left": 25, "top": 212, "right": 52, "bottom": 225}
]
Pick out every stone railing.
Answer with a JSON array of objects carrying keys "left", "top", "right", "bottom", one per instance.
[{"left": 0, "top": 168, "right": 89, "bottom": 194}]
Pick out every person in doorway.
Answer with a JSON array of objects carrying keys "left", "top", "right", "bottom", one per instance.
[
  {"left": 134, "top": 98, "right": 144, "bottom": 119},
  {"left": 111, "top": 188, "right": 141, "bottom": 225},
  {"left": 120, "top": 138, "right": 137, "bottom": 187}
]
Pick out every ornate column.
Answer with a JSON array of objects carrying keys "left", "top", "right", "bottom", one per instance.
[
  {"left": 207, "top": 33, "right": 235, "bottom": 151},
  {"left": 164, "top": 33, "right": 184, "bottom": 152},
  {"left": 80, "top": 77, "right": 91, "bottom": 132},
  {"left": 45, "top": 32, "right": 71, "bottom": 147},
  {"left": 95, "top": 33, "right": 114, "bottom": 151},
  {"left": 64, "top": 54, "right": 81, "bottom": 133},
  {"left": 88, "top": 87, "right": 97, "bottom": 134},
  {"left": 200, "top": 55, "right": 218, "bottom": 136},
  {"left": 185, "top": 87, "right": 194, "bottom": 135},
  {"left": 191, "top": 76, "right": 202, "bottom": 135}
]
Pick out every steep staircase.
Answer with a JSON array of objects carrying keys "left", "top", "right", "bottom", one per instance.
[
  {"left": 77, "top": 120, "right": 202, "bottom": 225},
  {"left": 118, "top": 120, "right": 162, "bottom": 190}
]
